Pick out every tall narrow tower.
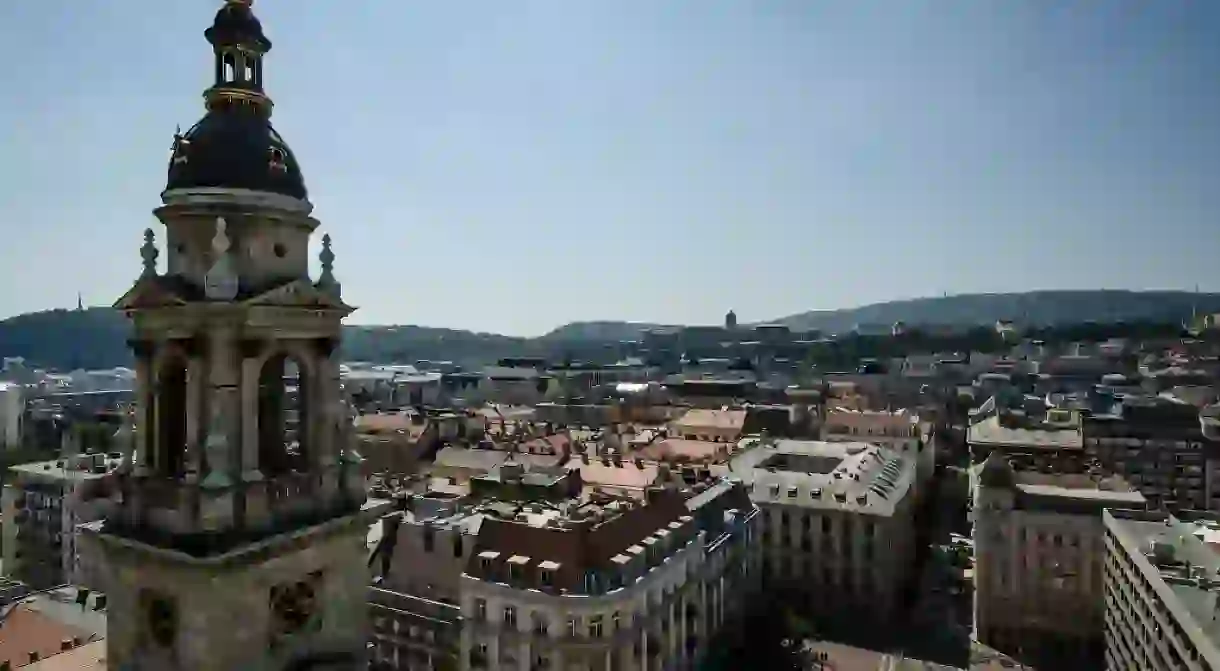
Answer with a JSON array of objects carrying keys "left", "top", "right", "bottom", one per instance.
[{"left": 80, "top": 2, "right": 388, "bottom": 669}]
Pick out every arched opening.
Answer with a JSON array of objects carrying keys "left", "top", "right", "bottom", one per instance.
[
  {"left": 222, "top": 52, "right": 237, "bottom": 84},
  {"left": 154, "top": 359, "right": 188, "bottom": 477},
  {"left": 258, "top": 353, "right": 310, "bottom": 477}
]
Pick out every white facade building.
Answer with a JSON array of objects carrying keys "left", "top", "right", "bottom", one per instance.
[{"left": 0, "top": 381, "right": 23, "bottom": 449}]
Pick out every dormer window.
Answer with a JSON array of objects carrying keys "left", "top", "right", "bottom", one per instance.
[{"left": 269, "top": 146, "right": 288, "bottom": 172}]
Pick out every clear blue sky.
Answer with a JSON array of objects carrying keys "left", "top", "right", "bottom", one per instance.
[{"left": 1, "top": 1, "right": 1218, "bottom": 336}]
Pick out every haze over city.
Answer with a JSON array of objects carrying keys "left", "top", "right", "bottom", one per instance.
[{"left": 2, "top": 1, "right": 1219, "bottom": 335}]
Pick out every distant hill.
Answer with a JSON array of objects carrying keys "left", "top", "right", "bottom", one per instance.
[
  {"left": 0, "top": 290, "right": 1214, "bottom": 370},
  {"left": 766, "top": 290, "right": 1220, "bottom": 334},
  {"left": 539, "top": 321, "right": 674, "bottom": 343}
]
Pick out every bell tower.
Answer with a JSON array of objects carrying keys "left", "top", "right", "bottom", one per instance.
[{"left": 80, "top": 2, "right": 389, "bottom": 670}]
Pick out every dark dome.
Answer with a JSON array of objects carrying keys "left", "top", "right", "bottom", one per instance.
[
  {"left": 205, "top": 2, "right": 272, "bottom": 51},
  {"left": 166, "top": 106, "right": 307, "bottom": 200}
]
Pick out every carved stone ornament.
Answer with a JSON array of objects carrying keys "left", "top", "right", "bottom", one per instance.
[
  {"left": 200, "top": 392, "right": 234, "bottom": 490},
  {"left": 140, "top": 229, "right": 160, "bottom": 279},
  {"left": 269, "top": 572, "right": 323, "bottom": 644},
  {"left": 139, "top": 589, "right": 178, "bottom": 649},
  {"left": 204, "top": 216, "right": 239, "bottom": 301}
]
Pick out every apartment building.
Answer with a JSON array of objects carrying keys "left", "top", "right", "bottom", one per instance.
[
  {"left": 730, "top": 439, "right": 918, "bottom": 633},
  {"left": 368, "top": 490, "right": 483, "bottom": 670},
  {"left": 1103, "top": 509, "right": 1220, "bottom": 670},
  {"left": 822, "top": 408, "right": 920, "bottom": 450},
  {"left": 368, "top": 466, "right": 760, "bottom": 671},
  {"left": 968, "top": 408, "right": 1088, "bottom": 473},
  {"left": 668, "top": 409, "right": 746, "bottom": 444},
  {"left": 822, "top": 408, "right": 934, "bottom": 501},
  {"left": 971, "top": 453, "right": 1146, "bottom": 670},
  {"left": 1085, "top": 396, "right": 1214, "bottom": 511},
  {"left": 1, "top": 454, "right": 119, "bottom": 588},
  {"left": 460, "top": 489, "right": 702, "bottom": 671}
]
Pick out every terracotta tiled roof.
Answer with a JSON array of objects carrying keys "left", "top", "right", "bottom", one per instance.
[
  {"left": 639, "top": 438, "right": 728, "bottom": 463},
  {"left": 0, "top": 605, "right": 93, "bottom": 669},
  {"left": 355, "top": 413, "right": 429, "bottom": 438},
  {"left": 569, "top": 460, "right": 659, "bottom": 490},
  {"left": 24, "top": 641, "right": 106, "bottom": 670}
]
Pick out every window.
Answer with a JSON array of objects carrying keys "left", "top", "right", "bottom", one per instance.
[
  {"left": 422, "top": 527, "right": 434, "bottom": 553},
  {"left": 567, "top": 617, "right": 578, "bottom": 637},
  {"left": 474, "top": 599, "right": 487, "bottom": 621},
  {"left": 453, "top": 536, "right": 464, "bottom": 558},
  {"left": 540, "top": 570, "right": 553, "bottom": 587},
  {"left": 532, "top": 613, "right": 548, "bottom": 635},
  {"left": 503, "top": 606, "right": 517, "bottom": 628},
  {"left": 612, "top": 611, "right": 621, "bottom": 631},
  {"left": 589, "top": 616, "right": 604, "bottom": 637}
]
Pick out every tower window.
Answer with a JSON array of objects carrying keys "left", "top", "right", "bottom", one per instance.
[{"left": 269, "top": 147, "right": 288, "bottom": 172}]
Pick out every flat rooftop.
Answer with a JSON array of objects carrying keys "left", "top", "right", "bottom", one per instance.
[
  {"left": 730, "top": 439, "right": 915, "bottom": 516},
  {"left": 967, "top": 414, "right": 1083, "bottom": 450},
  {"left": 1108, "top": 511, "right": 1220, "bottom": 661}
]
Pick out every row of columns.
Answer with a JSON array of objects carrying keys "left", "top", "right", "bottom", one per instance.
[{"left": 125, "top": 334, "right": 350, "bottom": 502}]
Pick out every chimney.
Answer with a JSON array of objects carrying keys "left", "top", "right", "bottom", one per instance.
[{"left": 61, "top": 639, "right": 74, "bottom": 651}]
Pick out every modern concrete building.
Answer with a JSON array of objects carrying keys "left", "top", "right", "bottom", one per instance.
[
  {"left": 1103, "top": 509, "right": 1220, "bottom": 670},
  {"left": 75, "top": 2, "right": 389, "bottom": 668},
  {"left": 972, "top": 453, "right": 1146, "bottom": 670},
  {"left": 1, "top": 453, "right": 120, "bottom": 588},
  {"left": 729, "top": 439, "right": 918, "bottom": 632}
]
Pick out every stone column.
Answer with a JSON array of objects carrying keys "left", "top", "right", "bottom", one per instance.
[
  {"left": 182, "top": 336, "right": 206, "bottom": 485},
  {"left": 199, "top": 329, "right": 239, "bottom": 533},
  {"left": 313, "top": 337, "right": 342, "bottom": 468},
  {"left": 238, "top": 339, "right": 270, "bottom": 531},
  {"left": 128, "top": 339, "right": 155, "bottom": 477}
]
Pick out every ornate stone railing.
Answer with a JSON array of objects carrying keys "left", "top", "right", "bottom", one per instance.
[{"left": 107, "top": 464, "right": 370, "bottom": 556}]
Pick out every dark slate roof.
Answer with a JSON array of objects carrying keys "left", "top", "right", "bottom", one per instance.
[
  {"left": 205, "top": 1, "right": 272, "bottom": 51},
  {"left": 166, "top": 107, "right": 307, "bottom": 200}
]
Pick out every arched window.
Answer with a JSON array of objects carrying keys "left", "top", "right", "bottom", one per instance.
[
  {"left": 258, "top": 353, "right": 310, "bottom": 476},
  {"left": 154, "top": 358, "right": 188, "bottom": 477}
]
